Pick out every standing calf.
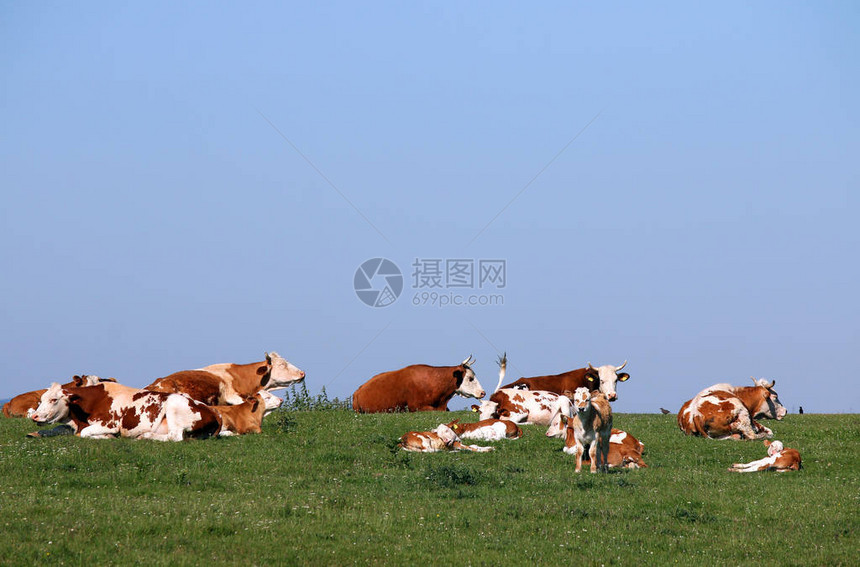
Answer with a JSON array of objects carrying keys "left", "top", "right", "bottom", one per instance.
[
  {"left": 728, "top": 440, "right": 802, "bottom": 473},
  {"left": 562, "top": 387, "right": 612, "bottom": 473}
]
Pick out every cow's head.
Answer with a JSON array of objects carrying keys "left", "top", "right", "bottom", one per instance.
[
  {"left": 434, "top": 424, "right": 461, "bottom": 447},
  {"left": 473, "top": 399, "right": 498, "bottom": 420},
  {"left": 585, "top": 361, "right": 629, "bottom": 401},
  {"left": 750, "top": 378, "right": 787, "bottom": 420},
  {"left": 545, "top": 395, "right": 573, "bottom": 438},
  {"left": 572, "top": 387, "right": 593, "bottom": 414},
  {"left": 764, "top": 439, "right": 784, "bottom": 456},
  {"left": 257, "top": 390, "right": 284, "bottom": 416},
  {"left": 259, "top": 351, "right": 306, "bottom": 390},
  {"left": 30, "top": 383, "right": 74, "bottom": 425},
  {"left": 453, "top": 355, "right": 486, "bottom": 399}
]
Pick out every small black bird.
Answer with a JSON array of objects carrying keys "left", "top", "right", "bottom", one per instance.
[
  {"left": 660, "top": 407, "right": 671, "bottom": 415},
  {"left": 799, "top": 406, "right": 804, "bottom": 415}
]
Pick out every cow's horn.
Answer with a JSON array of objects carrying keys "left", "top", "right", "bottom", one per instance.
[
  {"left": 462, "top": 354, "right": 474, "bottom": 366},
  {"left": 615, "top": 360, "right": 627, "bottom": 371},
  {"left": 587, "top": 362, "right": 597, "bottom": 371}
]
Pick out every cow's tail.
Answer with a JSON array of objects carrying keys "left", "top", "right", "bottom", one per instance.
[{"left": 494, "top": 353, "right": 507, "bottom": 393}]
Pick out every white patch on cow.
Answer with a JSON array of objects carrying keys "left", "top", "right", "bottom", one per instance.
[
  {"left": 476, "top": 400, "right": 498, "bottom": 421},
  {"left": 610, "top": 430, "right": 627, "bottom": 444},
  {"left": 459, "top": 422, "right": 508, "bottom": 442}
]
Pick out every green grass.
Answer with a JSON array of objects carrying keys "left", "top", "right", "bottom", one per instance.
[{"left": 1, "top": 411, "right": 857, "bottom": 565}]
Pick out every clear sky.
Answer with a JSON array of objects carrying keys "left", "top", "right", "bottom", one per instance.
[{"left": 1, "top": 2, "right": 857, "bottom": 413}]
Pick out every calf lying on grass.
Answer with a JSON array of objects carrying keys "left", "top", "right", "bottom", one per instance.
[
  {"left": 212, "top": 390, "right": 283, "bottom": 436},
  {"left": 562, "top": 387, "right": 612, "bottom": 473},
  {"left": 445, "top": 418, "right": 523, "bottom": 441},
  {"left": 399, "top": 424, "right": 494, "bottom": 453},
  {"left": 4, "top": 375, "right": 116, "bottom": 418},
  {"left": 728, "top": 440, "right": 802, "bottom": 473}
]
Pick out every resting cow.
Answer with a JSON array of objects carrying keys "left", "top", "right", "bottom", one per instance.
[
  {"left": 3, "top": 375, "right": 116, "bottom": 418},
  {"left": 147, "top": 351, "right": 305, "bottom": 406},
  {"left": 562, "top": 387, "right": 613, "bottom": 473},
  {"left": 352, "top": 355, "right": 485, "bottom": 413},
  {"left": 677, "top": 378, "right": 786, "bottom": 440},
  {"left": 475, "top": 389, "right": 571, "bottom": 429},
  {"left": 398, "top": 424, "right": 494, "bottom": 453},
  {"left": 728, "top": 440, "right": 802, "bottom": 473},
  {"left": 212, "top": 390, "right": 283, "bottom": 436},
  {"left": 445, "top": 418, "right": 523, "bottom": 441},
  {"left": 30, "top": 382, "right": 221, "bottom": 441}
]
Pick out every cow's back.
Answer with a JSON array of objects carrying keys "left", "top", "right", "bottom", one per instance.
[
  {"left": 501, "top": 368, "right": 589, "bottom": 394},
  {"left": 353, "top": 365, "right": 453, "bottom": 413},
  {"left": 146, "top": 370, "right": 225, "bottom": 405}
]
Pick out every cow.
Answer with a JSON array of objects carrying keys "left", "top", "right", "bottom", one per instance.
[
  {"left": 445, "top": 418, "right": 523, "bottom": 441},
  {"left": 3, "top": 375, "right": 116, "bottom": 418},
  {"left": 561, "top": 387, "right": 612, "bottom": 473},
  {"left": 498, "top": 356, "right": 629, "bottom": 401},
  {"left": 212, "top": 390, "right": 283, "bottom": 436},
  {"left": 474, "top": 389, "right": 572, "bottom": 429},
  {"left": 398, "top": 424, "right": 494, "bottom": 453},
  {"left": 352, "top": 355, "right": 485, "bottom": 413},
  {"left": 147, "top": 351, "right": 305, "bottom": 406},
  {"left": 728, "top": 440, "right": 802, "bottom": 473},
  {"left": 30, "top": 381, "right": 221, "bottom": 441},
  {"left": 677, "top": 378, "right": 786, "bottom": 440}
]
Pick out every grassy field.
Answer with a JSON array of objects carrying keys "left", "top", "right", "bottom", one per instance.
[{"left": 0, "top": 409, "right": 857, "bottom": 566}]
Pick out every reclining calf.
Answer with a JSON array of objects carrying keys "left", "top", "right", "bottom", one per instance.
[
  {"left": 728, "top": 440, "right": 802, "bottom": 473},
  {"left": 399, "top": 424, "right": 494, "bottom": 453}
]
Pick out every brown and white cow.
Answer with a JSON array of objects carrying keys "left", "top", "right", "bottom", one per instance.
[
  {"left": 677, "top": 378, "right": 786, "bottom": 440},
  {"left": 3, "top": 375, "right": 117, "bottom": 418},
  {"left": 728, "top": 440, "right": 802, "bottom": 473},
  {"left": 30, "top": 382, "right": 221, "bottom": 441},
  {"left": 398, "top": 424, "right": 494, "bottom": 453},
  {"left": 561, "top": 387, "right": 613, "bottom": 473},
  {"left": 499, "top": 356, "right": 630, "bottom": 401},
  {"left": 474, "top": 389, "right": 572, "bottom": 429},
  {"left": 352, "top": 355, "right": 485, "bottom": 413},
  {"left": 147, "top": 352, "right": 305, "bottom": 406},
  {"left": 211, "top": 390, "right": 283, "bottom": 436},
  {"left": 445, "top": 418, "right": 523, "bottom": 441}
]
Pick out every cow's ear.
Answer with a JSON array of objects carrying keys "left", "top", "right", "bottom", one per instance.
[
  {"left": 617, "top": 373, "right": 629, "bottom": 382},
  {"left": 72, "top": 375, "right": 84, "bottom": 387},
  {"left": 67, "top": 391, "right": 81, "bottom": 403},
  {"left": 256, "top": 365, "right": 268, "bottom": 376},
  {"left": 452, "top": 369, "right": 465, "bottom": 386},
  {"left": 586, "top": 374, "right": 595, "bottom": 382},
  {"left": 561, "top": 414, "right": 569, "bottom": 425},
  {"left": 251, "top": 399, "right": 260, "bottom": 412}
]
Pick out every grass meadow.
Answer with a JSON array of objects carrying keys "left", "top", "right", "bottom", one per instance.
[{"left": 0, "top": 409, "right": 857, "bottom": 566}]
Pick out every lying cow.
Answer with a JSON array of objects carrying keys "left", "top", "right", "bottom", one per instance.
[
  {"left": 474, "top": 389, "right": 572, "bottom": 430},
  {"left": 30, "top": 382, "right": 221, "bottom": 441},
  {"left": 562, "top": 387, "right": 613, "bottom": 473},
  {"left": 445, "top": 418, "right": 523, "bottom": 441},
  {"left": 3, "top": 375, "right": 116, "bottom": 418},
  {"left": 147, "top": 351, "right": 305, "bottom": 406},
  {"left": 212, "top": 390, "right": 283, "bottom": 436},
  {"left": 352, "top": 355, "right": 485, "bottom": 413},
  {"left": 677, "top": 378, "right": 786, "bottom": 440},
  {"left": 728, "top": 440, "right": 802, "bottom": 473},
  {"left": 398, "top": 424, "right": 494, "bottom": 453},
  {"left": 498, "top": 354, "right": 629, "bottom": 401}
]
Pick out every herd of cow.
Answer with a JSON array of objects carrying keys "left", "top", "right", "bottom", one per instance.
[{"left": 3, "top": 350, "right": 801, "bottom": 473}]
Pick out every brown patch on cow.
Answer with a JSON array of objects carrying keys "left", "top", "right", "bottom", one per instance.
[
  {"left": 512, "top": 393, "right": 525, "bottom": 403},
  {"left": 146, "top": 371, "right": 224, "bottom": 405}
]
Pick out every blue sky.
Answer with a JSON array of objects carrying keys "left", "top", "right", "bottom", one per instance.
[{"left": 1, "top": 2, "right": 857, "bottom": 413}]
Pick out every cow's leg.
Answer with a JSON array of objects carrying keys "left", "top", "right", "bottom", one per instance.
[
  {"left": 729, "top": 456, "right": 774, "bottom": 472},
  {"left": 588, "top": 441, "right": 599, "bottom": 473},
  {"left": 574, "top": 443, "right": 585, "bottom": 472},
  {"left": 78, "top": 423, "right": 118, "bottom": 439}
]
